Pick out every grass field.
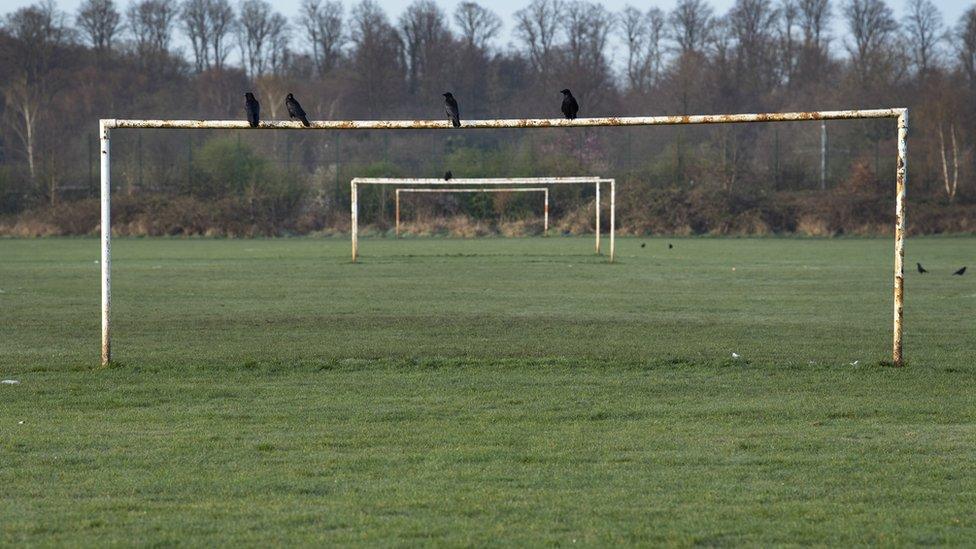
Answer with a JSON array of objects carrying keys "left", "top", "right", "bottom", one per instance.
[{"left": 2, "top": 236, "right": 975, "bottom": 545}]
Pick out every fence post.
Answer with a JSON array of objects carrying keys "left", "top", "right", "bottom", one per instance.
[{"left": 820, "top": 121, "right": 827, "bottom": 190}]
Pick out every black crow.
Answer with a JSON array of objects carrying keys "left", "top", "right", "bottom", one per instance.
[
  {"left": 917, "top": 262, "right": 927, "bottom": 274},
  {"left": 668, "top": 243, "right": 674, "bottom": 249},
  {"left": 560, "top": 89, "right": 579, "bottom": 120},
  {"left": 444, "top": 170, "right": 453, "bottom": 181},
  {"left": 640, "top": 242, "right": 645, "bottom": 248},
  {"left": 285, "top": 93, "right": 310, "bottom": 127},
  {"left": 443, "top": 92, "right": 460, "bottom": 128},
  {"left": 244, "top": 92, "right": 260, "bottom": 128},
  {"left": 954, "top": 266, "right": 967, "bottom": 276}
]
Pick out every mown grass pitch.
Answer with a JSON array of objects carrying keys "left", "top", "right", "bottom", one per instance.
[{"left": 2, "top": 236, "right": 975, "bottom": 544}]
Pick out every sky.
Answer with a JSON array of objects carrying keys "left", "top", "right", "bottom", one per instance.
[{"left": 0, "top": 0, "right": 973, "bottom": 51}]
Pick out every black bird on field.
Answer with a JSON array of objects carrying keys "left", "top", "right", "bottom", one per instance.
[
  {"left": 443, "top": 92, "right": 460, "bottom": 128},
  {"left": 954, "top": 266, "right": 967, "bottom": 276},
  {"left": 444, "top": 170, "right": 453, "bottom": 181},
  {"left": 640, "top": 242, "right": 645, "bottom": 248},
  {"left": 917, "top": 262, "right": 927, "bottom": 274},
  {"left": 244, "top": 92, "right": 260, "bottom": 128},
  {"left": 560, "top": 89, "right": 579, "bottom": 120},
  {"left": 669, "top": 243, "right": 674, "bottom": 249},
  {"left": 285, "top": 93, "right": 310, "bottom": 127}
]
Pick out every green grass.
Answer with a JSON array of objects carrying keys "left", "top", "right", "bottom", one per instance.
[{"left": 2, "top": 236, "right": 975, "bottom": 545}]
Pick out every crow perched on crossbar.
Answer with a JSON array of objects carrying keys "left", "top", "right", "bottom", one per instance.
[
  {"left": 244, "top": 93, "right": 260, "bottom": 128},
  {"left": 560, "top": 89, "right": 579, "bottom": 120},
  {"left": 285, "top": 93, "right": 310, "bottom": 127},
  {"left": 444, "top": 170, "right": 453, "bottom": 181},
  {"left": 954, "top": 266, "right": 967, "bottom": 276},
  {"left": 443, "top": 92, "right": 460, "bottom": 128},
  {"left": 917, "top": 262, "right": 927, "bottom": 274}
]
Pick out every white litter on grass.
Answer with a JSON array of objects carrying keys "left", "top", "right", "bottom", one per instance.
[
  {"left": 850, "top": 360, "right": 860, "bottom": 366},
  {"left": 18, "top": 421, "right": 24, "bottom": 425},
  {"left": 731, "top": 352, "right": 741, "bottom": 359},
  {"left": 2, "top": 379, "right": 20, "bottom": 385}
]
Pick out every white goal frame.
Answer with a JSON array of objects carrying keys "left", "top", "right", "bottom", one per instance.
[
  {"left": 96, "top": 108, "right": 908, "bottom": 366},
  {"left": 394, "top": 187, "right": 551, "bottom": 238},
  {"left": 352, "top": 177, "right": 614, "bottom": 263}
]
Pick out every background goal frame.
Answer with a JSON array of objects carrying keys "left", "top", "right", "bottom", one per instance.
[
  {"left": 351, "top": 177, "right": 615, "bottom": 263},
  {"left": 394, "top": 187, "right": 551, "bottom": 237}
]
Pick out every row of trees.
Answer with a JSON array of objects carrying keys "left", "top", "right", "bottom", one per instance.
[{"left": 1, "top": 0, "right": 975, "bottom": 233}]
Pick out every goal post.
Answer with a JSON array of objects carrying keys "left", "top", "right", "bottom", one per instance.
[
  {"left": 351, "top": 177, "right": 614, "bottom": 263},
  {"left": 97, "top": 108, "right": 908, "bottom": 366},
  {"left": 394, "top": 187, "right": 551, "bottom": 238}
]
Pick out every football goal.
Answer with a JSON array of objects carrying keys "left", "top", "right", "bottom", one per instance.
[
  {"left": 96, "top": 107, "right": 908, "bottom": 366},
  {"left": 394, "top": 187, "right": 551, "bottom": 238},
  {"left": 353, "top": 177, "right": 614, "bottom": 261}
]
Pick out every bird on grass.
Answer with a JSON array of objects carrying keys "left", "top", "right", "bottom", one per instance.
[
  {"left": 285, "top": 93, "right": 310, "bottom": 127},
  {"left": 244, "top": 92, "right": 260, "bottom": 128},
  {"left": 640, "top": 242, "right": 645, "bottom": 248},
  {"left": 954, "top": 266, "right": 967, "bottom": 276},
  {"left": 443, "top": 92, "right": 460, "bottom": 128},
  {"left": 444, "top": 170, "right": 453, "bottom": 181},
  {"left": 668, "top": 243, "right": 674, "bottom": 249},
  {"left": 560, "top": 89, "right": 579, "bottom": 120},
  {"left": 917, "top": 262, "right": 927, "bottom": 274}
]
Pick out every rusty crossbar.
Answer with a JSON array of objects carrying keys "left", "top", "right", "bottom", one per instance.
[
  {"left": 101, "top": 109, "right": 903, "bottom": 130},
  {"left": 395, "top": 188, "right": 551, "bottom": 237},
  {"left": 98, "top": 108, "right": 908, "bottom": 366}
]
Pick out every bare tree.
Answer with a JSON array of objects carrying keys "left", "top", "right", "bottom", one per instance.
[
  {"left": 349, "top": 0, "right": 405, "bottom": 115},
  {"left": 238, "top": 0, "right": 288, "bottom": 77},
  {"left": 728, "top": 0, "right": 780, "bottom": 94},
  {"left": 1, "top": 1, "right": 71, "bottom": 181},
  {"left": 514, "top": 0, "right": 563, "bottom": 76},
  {"left": 669, "top": 0, "right": 714, "bottom": 55},
  {"left": 182, "top": 0, "right": 211, "bottom": 71},
  {"left": 181, "top": 0, "right": 235, "bottom": 72},
  {"left": 453, "top": 1, "right": 501, "bottom": 51},
  {"left": 127, "top": 0, "right": 177, "bottom": 63},
  {"left": 76, "top": 0, "right": 121, "bottom": 54},
  {"left": 299, "top": 0, "right": 344, "bottom": 75},
  {"left": 207, "top": 0, "right": 235, "bottom": 70},
  {"left": 399, "top": 0, "right": 452, "bottom": 94},
  {"left": 959, "top": 7, "right": 976, "bottom": 85},
  {"left": 779, "top": 0, "right": 799, "bottom": 85},
  {"left": 902, "top": 0, "right": 943, "bottom": 75},
  {"left": 798, "top": 0, "right": 830, "bottom": 48},
  {"left": 842, "top": 0, "right": 898, "bottom": 77},
  {"left": 619, "top": 6, "right": 666, "bottom": 93},
  {"left": 265, "top": 13, "right": 288, "bottom": 74},
  {"left": 939, "top": 123, "right": 960, "bottom": 201},
  {"left": 561, "top": 1, "right": 613, "bottom": 100}
]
